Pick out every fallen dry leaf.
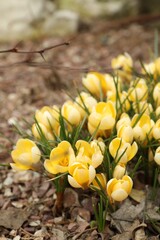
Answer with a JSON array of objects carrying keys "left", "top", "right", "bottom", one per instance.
[
  {"left": 111, "top": 199, "right": 145, "bottom": 231},
  {"left": 0, "top": 207, "right": 32, "bottom": 229},
  {"left": 134, "top": 227, "right": 147, "bottom": 240},
  {"left": 52, "top": 227, "right": 66, "bottom": 239},
  {"left": 111, "top": 220, "right": 147, "bottom": 240},
  {"left": 130, "top": 188, "right": 146, "bottom": 203},
  {"left": 63, "top": 188, "right": 80, "bottom": 208}
]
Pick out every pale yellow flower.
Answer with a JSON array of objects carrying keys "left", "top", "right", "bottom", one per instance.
[
  {"left": 154, "top": 57, "right": 160, "bottom": 78},
  {"left": 143, "top": 58, "right": 160, "bottom": 79},
  {"left": 131, "top": 114, "right": 154, "bottom": 143},
  {"left": 155, "top": 106, "right": 160, "bottom": 117},
  {"left": 11, "top": 139, "right": 41, "bottom": 171},
  {"left": 107, "top": 175, "right": 133, "bottom": 202},
  {"left": 61, "top": 100, "right": 81, "bottom": 126},
  {"left": 116, "top": 114, "right": 133, "bottom": 143},
  {"left": 92, "top": 173, "right": 107, "bottom": 190},
  {"left": 32, "top": 123, "right": 54, "bottom": 140},
  {"left": 117, "top": 125, "right": 133, "bottom": 143},
  {"left": 35, "top": 105, "right": 59, "bottom": 131},
  {"left": 154, "top": 146, "right": 160, "bottom": 165},
  {"left": 32, "top": 105, "right": 59, "bottom": 140},
  {"left": 133, "top": 101, "right": 153, "bottom": 115},
  {"left": 113, "top": 163, "right": 126, "bottom": 179},
  {"left": 88, "top": 101, "right": 116, "bottom": 137},
  {"left": 148, "top": 148, "right": 154, "bottom": 162},
  {"left": 82, "top": 72, "right": 108, "bottom": 97},
  {"left": 107, "top": 91, "right": 130, "bottom": 112},
  {"left": 111, "top": 53, "right": 133, "bottom": 81},
  {"left": 75, "top": 140, "right": 103, "bottom": 168},
  {"left": 109, "top": 137, "right": 138, "bottom": 164},
  {"left": 142, "top": 62, "right": 155, "bottom": 75},
  {"left": 116, "top": 113, "right": 131, "bottom": 130},
  {"left": 104, "top": 73, "right": 120, "bottom": 96},
  {"left": 91, "top": 138, "right": 106, "bottom": 154},
  {"left": 75, "top": 92, "right": 97, "bottom": 118},
  {"left": 153, "top": 119, "right": 160, "bottom": 140},
  {"left": 68, "top": 162, "right": 96, "bottom": 189},
  {"left": 128, "top": 79, "right": 148, "bottom": 102},
  {"left": 153, "top": 82, "right": 160, "bottom": 106},
  {"left": 44, "top": 141, "right": 75, "bottom": 175}
]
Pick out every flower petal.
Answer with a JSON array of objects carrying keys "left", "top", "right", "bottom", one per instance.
[
  {"left": 68, "top": 175, "right": 82, "bottom": 188},
  {"left": 111, "top": 189, "right": 128, "bottom": 201}
]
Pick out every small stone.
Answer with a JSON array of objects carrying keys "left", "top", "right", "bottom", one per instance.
[
  {"left": 9, "top": 229, "right": 17, "bottom": 236},
  {"left": 3, "top": 176, "right": 13, "bottom": 186},
  {"left": 53, "top": 216, "right": 63, "bottom": 224},
  {"left": 11, "top": 201, "right": 23, "bottom": 208},
  {"left": 4, "top": 188, "right": 13, "bottom": 197},
  {"left": 29, "top": 220, "right": 41, "bottom": 227},
  {"left": 8, "top": 117, "right": 17, "bottom": 126},
  {"left": 13, "top": 236, "right": 20, "bottom": 240},
  {"left": 34, "top": 230, "right": 43, "bottom": 237},
  {"left": 13, "top": 171, "right": 32, "bottom": 183}
]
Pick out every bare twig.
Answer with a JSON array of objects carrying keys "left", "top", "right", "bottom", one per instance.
[
  {"left": 0, "top": 40, "right": 70, "bottom": 55},
  {"left": 0, "top": 38, "right": 115, "bottom": 74}
]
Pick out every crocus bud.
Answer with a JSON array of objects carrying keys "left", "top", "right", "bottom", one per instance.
[
  {"left": 107, "top": 175, "right": 133, "bottom": 202},
  {"left": 11, "top": 139, "right": 41, "bottom": 171}
]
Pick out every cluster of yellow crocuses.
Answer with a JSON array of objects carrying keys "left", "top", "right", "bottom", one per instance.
[{"left": 11, "top": 53, "right": 160, "bottom": 203}]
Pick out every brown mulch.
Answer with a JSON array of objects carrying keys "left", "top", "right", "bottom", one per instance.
[{"left": 0, "top": 19, "right": 160, "bottom": 239}]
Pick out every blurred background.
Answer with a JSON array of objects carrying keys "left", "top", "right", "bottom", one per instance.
[{"left": 0, "top": 0, "right": 160, "bottom": 41}]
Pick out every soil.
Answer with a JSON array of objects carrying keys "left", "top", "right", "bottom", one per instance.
[{"left": 0, "top": 18, "right": 160, "bottom": 239}]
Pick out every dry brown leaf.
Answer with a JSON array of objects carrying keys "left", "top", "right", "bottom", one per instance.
[
  {"left": 111, "top": 199, "right": 145, "bottom": 231},
  {"left": 72, "top": 221, "right": 90, "bottom": 240},
  {"left": 0, "top": 207, "right": 32, "bottom": 229},
  {"left": 52, "top": 228, "right": 66, "bottom": 240},
  {"left": 145, "top": 207, "right": 160, "bottom": 221},
  {"left": 37, "top": 181, "right": 50, "bottom": 198},
  {"left": 71, "top": 207, "right": 91, "bottom": 222},
  {"left": 63, "top": 188, "right": 80, "bottom": 208},
  {"left": 130, "top": 189, "right": 146, "bottom": 203},
  {"left": 134, "top": 228, "right": 147, "bottom": 240},
  {"left": 111, "top": 220, "right": 147, "bottom": 240}
]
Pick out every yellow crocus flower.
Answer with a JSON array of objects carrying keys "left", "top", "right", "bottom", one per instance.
[
  {"left": 44, "top": 141, "right": 75, "bottom": 174},
  {"left": 154, "top": 146, "right": 160, "bottom": 165},
  {"left": 11, "top": 139, "right": 41, "bottom": 171},
  {"left": 107, "top": 175, "right": 133, "bottom": 202},
  {"left": 75, "top": 140, "right": 103, "bottom": 168},
  {"left": 88, "top": 101, "right": 116, "bottom": 137},
  {"left": 153, "top": 82, "right": 160, "bottom": 107},
  {"left": 92, "top": 173, "right": 107, "bottom": 190},
  {"left": 82, "top": 72, "right": 108, "bottom": 98},
  {"left": 109, "top": 137, "right": 138, "bottom": 164},
  {"left": 113, "top": 163, "right": 126, "bottom": 179},
  {"left": 131, "top": 114, "right": 154, "bottom": 143},
  {"left": 68, "top": 162, "right": 96, "bottom": 189},
  {"left": 128, "top": 79, "right": 148, "bottom": 102},
  {"left": 61, "top": 100, "right": 81, "bottom": 126},
  {"left": 75, "top": 91, "right": 97, "bottom": 118}
]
